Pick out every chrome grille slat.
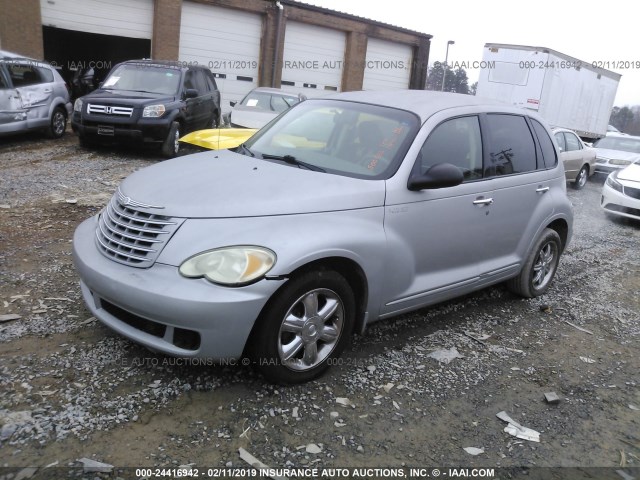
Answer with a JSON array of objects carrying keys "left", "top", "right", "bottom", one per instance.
[
  {"left": 105, "top": 203, "right": 169, "bottom": 235},
  {"left": 87, "top": 103, "right": 134, "bottom": 117},
  {"left": 97, "top": 221, "right": 157, "bottom": 253},
  {"left": 95, "top": 192, "right": 184, "bottom": 268}
]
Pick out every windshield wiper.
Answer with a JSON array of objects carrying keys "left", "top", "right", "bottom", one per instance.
[
  {"left": 261, "top": 153, "right": 325, "bottom": 172},
  {"left": 236, "top": 143, "right": 255, "bottom": 157}
]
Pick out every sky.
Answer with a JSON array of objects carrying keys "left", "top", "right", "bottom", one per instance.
[{"left": 307, "top": 0, "right": 639, "bottom": 107}]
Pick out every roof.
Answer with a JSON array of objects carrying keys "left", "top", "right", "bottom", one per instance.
[
  {"left": 484, "top": 43, "right": 621, "bottom": 81},
  {"left": 119, "top": 59, "right": 205, "bottom": 71},
  {"left": 250, "top": 87, "right": 301, "bottom": 96},
  {"left": 281, "top": 1, "right": 432, "bottom": 39},
  {"left": 319, "top": 90, "right": 513, "bottom": 123}
]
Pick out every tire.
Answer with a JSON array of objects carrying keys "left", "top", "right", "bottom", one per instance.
[
  {"left": 46, "top": 107, "right": 67, "bottom": 139},
  {"left": 250, "top": 270, "right": 355, "bottom": 384},
  {"left": 209, "top": 110, "right": 220, "bottom": 129},
  {"left": 507, "top": 228, "right": 562, "bottom": 298},
  {"left": 161, "top": 121, "right": 180, "bottom": 158},
  {"left": 572, "top": 165, "right": 589, "bottom": 190}
]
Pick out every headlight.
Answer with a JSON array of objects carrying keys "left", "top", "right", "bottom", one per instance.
[
  {"left": 73, "top": 98, "right": 83, "bottom": 112},
  {"left": 143, "top": 104, "right": 166, "bottom": 118},
  {"left": 179, "top": 246, "right": 276, "bottom": 286},
  {"left": 606, "top": 172, "right": 623, "bottom": 193}
]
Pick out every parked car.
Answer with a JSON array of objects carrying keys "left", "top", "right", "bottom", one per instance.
[
  {"left": 0, "top": 50, "right": 72, "bottom": 138},
  {"left": 601, "top": 160, "right": 640, "bottom": 221},
  {"left": 553, "top": 128, "right": 596, "bottom": 189},
  {"left": 592, "top": 133, "right": 640, "bottom": 175},
  {"left": 224, "top": 87, "right": 305, "bottom": 128},
  {"left": 180, "top": 127, "right": 256, "bottom": 150},
  {"left": 71, "top": 60, "right": 221, "bottom": 157},
  {"left": 72, "top": 91, "right": 573, "bottom": 384}
]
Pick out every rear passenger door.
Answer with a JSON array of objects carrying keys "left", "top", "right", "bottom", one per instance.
[
  {"left": 478, "top": 114, "right": 559, "bottom": 280},
  {"left": 182, "top": 69, "right": 209, "bottom": 130},
  {"left": 5, "top": 62, "right": 54, "bottom": 121}
]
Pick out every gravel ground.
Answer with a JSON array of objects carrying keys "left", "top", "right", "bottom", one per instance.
[{"left": 0, "top": 130, "right": 639, "bottom": 479}]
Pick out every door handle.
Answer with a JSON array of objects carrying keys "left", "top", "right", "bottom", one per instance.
[
  {"left": 473, "top": 197, "right": 494, "bottom": 206},
  {"left": 536, "top": 186, "right": 550, "bottom": 194}
]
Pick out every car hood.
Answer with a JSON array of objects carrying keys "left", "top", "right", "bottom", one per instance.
[
  {"left": 82, "top": 88, "right": 177, "bottom": 106},
  {"left": 118, "top": 151, "right": 385, "bottom": 218},
  {"left": 230, "top": 107, "right": 278, "bottom": 129},
  {"left": 594, "top": 148, "right": 640, "bottom": 161},
  {"left": 618, "top": 163, "right": 640, "bottom": 182}
]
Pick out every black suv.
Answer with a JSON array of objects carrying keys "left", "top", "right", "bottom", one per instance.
[{"left": 71, "top": 60, "right": 221, "bottom": 157}]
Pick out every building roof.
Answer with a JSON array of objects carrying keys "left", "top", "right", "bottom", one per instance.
[{"left": 281, "top": 1, "right": 432, "bottom": 39}]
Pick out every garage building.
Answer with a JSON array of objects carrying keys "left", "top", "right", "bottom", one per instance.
[{"left": 0, "top": 0, "right": 432, "bottom": 108}]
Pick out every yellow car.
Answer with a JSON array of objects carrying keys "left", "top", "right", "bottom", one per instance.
[{"left": 180, "top": 128, "right": 257, "bottom": 150}]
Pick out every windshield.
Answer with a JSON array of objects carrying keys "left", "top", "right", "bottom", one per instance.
[
  {"left": 593, "top": 136, "right": 640, "bottom": 154},
  {"left": 240, "top": 91, "right": 301, "bottom": 112},
  {"left": 101, "top": 64, "right": 181, "bottom": 95},
  {"left": 244, "top": 99, "right": 419, "bottom": 179}
]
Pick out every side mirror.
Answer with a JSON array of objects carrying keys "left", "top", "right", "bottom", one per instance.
[
  {"left": 184, "top": 88, "right": 199, "bottom": 99},
  {"left": 230, "top": 100, "right": 237, "bottom": 107},
  {"left": 407, "top": 163, "right": 464, "bottom": 191}
]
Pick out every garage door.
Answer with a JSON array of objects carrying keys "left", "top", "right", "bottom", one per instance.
[
  {"left": 281, "top": 22, "right": 345, "bottom": 98},
  {"left": 179, "top": 2, "right": 262, "bottom": 110},
  {"left": 363, "top": 38, "right": 412, "bottom": 91},
  {"left": 40, "top": 0, "right": 153, "bottom": 39}
]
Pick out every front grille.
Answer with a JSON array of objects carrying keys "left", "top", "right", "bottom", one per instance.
[
  {"left": 88, "top": 103, "right": 134, "bottom": 117},
  {"left": 95, "top": 192, "right": 183, "bottom": 268},
  {"left": 623, "top": 186, "right": 640, "bottom": 200}
]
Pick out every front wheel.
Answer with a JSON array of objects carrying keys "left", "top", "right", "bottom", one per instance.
[
  {"left": 250, "top": 270, "right": 355, "bottom": 384},
  {"left": 161, "top": 121, "right": 180, "bottom": 158},
  {"left": 507, "top": 228, "right": 562, "bottom": 298}
]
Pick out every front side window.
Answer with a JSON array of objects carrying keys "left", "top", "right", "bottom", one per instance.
[
  {"left": 417, "top": 116, "right": 483, "bottom": 181},
  {"left": 485, "top": 114, "right": 537, "bottom": 176},
  {"left": 245, "top": 99, "right": 419, "bottom": 179}
]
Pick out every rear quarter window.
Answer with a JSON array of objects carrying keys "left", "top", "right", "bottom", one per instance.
[{"left": 532, "top": 120, "right": 558, "bottom": 168}]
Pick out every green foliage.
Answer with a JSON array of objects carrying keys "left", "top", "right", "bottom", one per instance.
[{"left": 425, "top": 62, "right": 470, "bottom": 94}]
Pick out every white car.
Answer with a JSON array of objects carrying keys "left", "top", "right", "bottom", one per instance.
[
  {"left": 592, "top": 133, "right": 640, "bottom": 175},
  {"left": 601, "top": 160, "right": 640, "bottom": 221},
  {"left": 224, "top": 87, "right": 305, "bottom": 129},
  {"left": 553, "top": 128, "right": 596, "bottom": 189}
]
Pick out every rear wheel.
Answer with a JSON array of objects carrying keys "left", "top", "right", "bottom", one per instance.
[
  {"left": 573, "top": 165, "right": 589, "bottom": 190},
  {"left": 250, "top": 270, "right": 355, "bottom": 384},
  {"left": 507, "top": 228, "right": 561, "bottom": 298},
  {"left": 161, "top": 121, "right": 180, "bottom": 158},
  {"left": 46, "top": 107, "right": 67, "bottom": 138}
]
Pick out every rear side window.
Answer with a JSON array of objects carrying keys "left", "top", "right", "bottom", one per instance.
[
  {"left": 554, "top": 132, "right": 566, "bottom": 151},
  {"left": 7, "top": 64, "right": 45, "bottom": 86},
  {"left": 417, "top": 116, "right": 483, "bottom": 181},
  {"left": 533, "top": 120, "right": 558, "bottom": 168},
  {"left": 204, "top": 72, "right": 217, "bottom": 91},
  {"left": 485, "top": 114, "right": 537, "bottom": 176},
  {"left": 38, "top": 66, "right": 54, "bottom": 83}
]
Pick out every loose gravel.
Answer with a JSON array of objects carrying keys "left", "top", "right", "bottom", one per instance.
[{"left": 0, "top": 132, "right": 638, "bottom": 477}]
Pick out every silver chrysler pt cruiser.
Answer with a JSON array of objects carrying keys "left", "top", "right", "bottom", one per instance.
[{"left": 73, "top": 90, "right": 573, "bottom": 384}]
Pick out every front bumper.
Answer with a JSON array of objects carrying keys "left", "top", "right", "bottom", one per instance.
[
  {"left": 72, "top": 216, "right": 285, "bottom": 359},
  {"left": 71, "top": 113, "right": 172, "bottom": 144},
  {"left": 601, "top": 183, "right": 640, "bottom": 220}
]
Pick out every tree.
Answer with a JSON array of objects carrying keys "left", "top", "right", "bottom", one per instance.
[
  {"left": 425, "top": 62, "right": 469, "bottom": 94},
  {"left": 609, "top": 106, "right": 634, "bottom": 133}
]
